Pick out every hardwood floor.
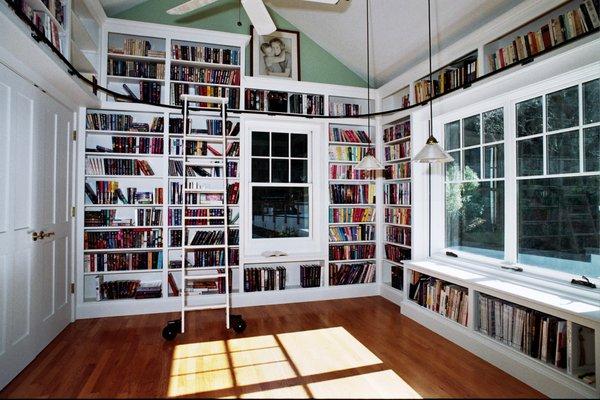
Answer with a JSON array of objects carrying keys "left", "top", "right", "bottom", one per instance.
[{"left": 0, "top": 296, "right": 544, "bottom": 398}]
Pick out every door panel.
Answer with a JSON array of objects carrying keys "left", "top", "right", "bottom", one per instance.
[
  {"left": 8, "top": 249, "right": 31, "bottom": 346},
  {"left": 12, "top": 91, "right": 33, "bottom": 231},
  {"left": 0, "top": 82, "right": 8, "bottom": 233},
  {"left": 55, "top": 236, "right": 68, "bottom": 309}
]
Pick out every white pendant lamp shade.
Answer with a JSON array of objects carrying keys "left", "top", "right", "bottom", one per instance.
[
  {"left": 355, "top": 154, "right": 385, "bottom": 170},
  {"left": 413, "top": 136, "right": 454, "bottom": 163}
]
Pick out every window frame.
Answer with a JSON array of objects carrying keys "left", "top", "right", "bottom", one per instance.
[{"left": 431, "top": 71, "right": 600, "bottom": 291}]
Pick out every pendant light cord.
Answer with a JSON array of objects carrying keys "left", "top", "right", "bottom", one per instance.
[
  {"left": 366, "top": 0, "right": 372, "bottom": 151},
  {"left": 427, "top": 0, "right": 434, "bottom": 140}
]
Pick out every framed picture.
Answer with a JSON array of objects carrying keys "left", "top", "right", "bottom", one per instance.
[{"left": 251, "top": 26, "right": 300, "bottom": 81}]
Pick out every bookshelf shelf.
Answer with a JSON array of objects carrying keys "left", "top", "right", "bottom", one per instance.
[
  {"left": 84, "top": 269, "right": 162, "bottom": 276},
  {"left": 170, "top": 59, "right": 240, "bottom": 69},
  {"left": 86, "top": 130, "right": 164, "bottom": 137},
  {"left": 84, "top": 203, "right": 162, "bottom": 208},
  {"left": 107, "top": 53, "right": 165, "bottom": 62},
  {"left": 106, "top": 75, "right": 164, "bottom": 83},
  {"left": 84, "top": 248, "right": 163, "bottom": 253}
]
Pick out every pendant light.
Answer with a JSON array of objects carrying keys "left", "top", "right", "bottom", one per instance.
[
  {"left": 412, "top": 0, "right": 454, "bottom": 164},
  {"left": 355, "top": 0, "right": 384, "bottom": 171}
]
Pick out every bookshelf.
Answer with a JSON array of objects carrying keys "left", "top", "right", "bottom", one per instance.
[
  {"left": 70, "top": 0, "right": 101, "bottom": 77},
  {"left": 381, "top": 117, "right": 411, "bottom": 294},
  {"left": 328, "top": 122, "right": 377, "bottom": 286},
  {"left": 244, "top": 88, "right": 325, "bottom": 115},
  {"left": 328, "top": 95, "right": 374, "bottom": 117},
  {"left": 243, "top": 260, "right": 324, "bottom": 292},
  {"left": 18, "top": 0, "right": 68, "bottom": 57}
]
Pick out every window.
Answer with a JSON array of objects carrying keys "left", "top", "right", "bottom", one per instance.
[
  {"left": 250, "top": 131, "right": 311, "bottom": 239},
  {"left": 444, "top": 109, "right": 505, "bottom": 259}
]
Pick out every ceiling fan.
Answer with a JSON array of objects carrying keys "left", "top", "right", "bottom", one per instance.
[{"left": 167, "top": 0, "right": 340, "bottom": 35}]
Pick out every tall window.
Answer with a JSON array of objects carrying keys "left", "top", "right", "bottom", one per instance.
[
  {"left": 250, "top": 131, "right": 311, "bottom": 239},
  {"left": 444, "top": 108, "right": 505, "bottom": 259},
  {"left": 516, "top": 79, "right": 599, "bottom": 277}
]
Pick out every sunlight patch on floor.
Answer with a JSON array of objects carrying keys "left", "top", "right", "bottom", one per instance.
[{"left": 237, "top": 384, "right": 309, "bottom": 399}]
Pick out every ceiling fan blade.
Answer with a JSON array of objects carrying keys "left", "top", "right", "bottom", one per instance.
[
  {"left": 166, "top": 0, "right": 219, "bottom": 15},
  {"left": 242, "top": 0, "right": 276, "bottom": 35}
]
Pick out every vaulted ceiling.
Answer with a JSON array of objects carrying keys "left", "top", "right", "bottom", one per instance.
[{"left": 99, "top": 0, "right": 522, "bottom": 87}]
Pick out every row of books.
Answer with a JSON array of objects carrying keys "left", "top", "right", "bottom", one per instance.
[
  {"left": 136, "top": 208, "right": 163, "bottom": 227},
  {"left": 330, "top": 184, "right": 376, "bottom": 204},
  {"left": 385, "top": 162, "right": 411, "bottom": 180},
  {"left": 99, "top": 279, "right": 162, "bottom": 300},
  {"left": 300, "top": 264, "right": 322, "bottom": 288},
  {"left": 40, "top": 0, "right": 65, "bottom": 25},
  {"left": 487, "top": 0, "right": 600, "bottom": 72},
  {"left": 86, "top": 113, "right": 163, "bottom": 132},
  {"left": 329, "top": 263, "right": 375, "bottom": 285},
  {"left": 329, "top": 146, "right": 374, "bottom": 162},
  {"left": 391, "top": 265, "right": 403, "bottom": 290},
  {"left": 329, "top": 207, "right": 375, "bottom": 223},
  {"left": 409, "top": 272, "right": 469, "bottom": 326},
  {"left": 384, "top": 182, "right": 411, "bottom": 205},
  {"left": 329, "top": 225, "right": 375, "bottom": 242},
  {"left": 414, "top": 56, "right": 478, "bottom": 103},
  {"left": 87, "top": 137, "right": 164, "bottom": 155},
  {"left": 244, "top": 89, "right": 287, "bottom": 112},
  {"left": 186, "top": 249, "right": 225, "bottom": 267},
  {"left": 168, "top": 183, "right": 224, "bottom": 205},
  {"left": 84, "top": 229, "right": 162, "bottom": 250},
  {"left": 171, "top": 44, "right": 240, "bottom": 65},
  {"left": 187, "top": 229, "right": 225, "bottom": 246},
  {"left": 478, "top": 294, "right": 574, "bottom": 371},
  {"left": 289, "top": 93, "right": 325, "bottom": 115},
  {"left": 169, "top": 161, "right": 221, "bottom": 178},
  {"left": 85, "top": 182, "right": 163, "bottom": 205},
  {"left": 170, "top": 84, "right": 240, "bottom": 109},
  {"left": 386, "top": 225, "right": 411, "bottom": 247},
  {"left": 109, "top": 39, "right": 166, "bottom": 58},
  {"left": 84, "top": 251, "right": 163, "bottom": 272},
  {"left": 385, "top": 243, "right": 411, "bottom": 264},
  {"left": 329, "top": 103, "right": 360, "bottom": 117},
  {"left": 21, "top": 3, "right": 64, "bottom": 52},
  {"left": 244, "top": 267, "right": 287, "bottom": 292},
  {"left": 168, "top": 119, "right": 239, "bottom": 137},
  {"left": 85, "top": 210, "right": 118, "bottom": 227},
  {"left": 329, "top": 244, "right": 376, "bottom": 261},
  {"left": 107, "top": 60, "right": 165, "bottom": 79},
  {"left": 385, "top": 207, "right": 411, "bottom": 226},
  {"left": 329, "top": 164, "right": 375, "bottom": 180},
  {"left": 228, "top": 229, "right": 239, "bottom": 245},
  {"left": 384, "top": 120, "right": 411, "bottom": 143},
  {"left": 135, "top": 82, "right": 162, "bottom": 104},
  {"left": 170, "top": 65, "right": 241, "bottom": 86},
  {"left": 384, "top": 142, "right": 411, "bottom": 161},
  {"left": 329, "top": 128, "right": 370, "bottom": 143},
  {"left": 226, "top": 161, "right": 238, "bottom": 178},
  {"left": 86, "top": 158, "right": 155, "bottom": 176}
]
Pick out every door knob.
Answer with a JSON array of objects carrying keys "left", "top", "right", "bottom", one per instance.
[
  {"left": 44, "top": 231, "right": 55, "bottom": 238},
  {"left": 32, "top": 231, "right": 42, "bottom": 241}
]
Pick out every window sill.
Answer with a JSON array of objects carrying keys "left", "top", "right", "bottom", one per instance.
[{"left": 408, "top": 256, "right": 600, "bottom": 325}]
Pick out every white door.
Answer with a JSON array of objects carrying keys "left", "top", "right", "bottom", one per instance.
[{"left": 0, "top": 63, "right": 73, "bottom": 389}]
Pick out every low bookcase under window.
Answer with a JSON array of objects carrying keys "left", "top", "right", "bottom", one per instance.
[
  {"left": 242, "top": 261, "right": 324, "bottom": 292},
  {"left": 244, "top": 88, "right": 325, "bottom": 115}
]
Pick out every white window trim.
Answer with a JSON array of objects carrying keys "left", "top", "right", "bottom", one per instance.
[{"left": 430, "top": 67, "right": 600, "bottom": 299}]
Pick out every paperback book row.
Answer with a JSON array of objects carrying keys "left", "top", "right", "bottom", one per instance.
[
  {"left": 244, "top": 267, "right": 287, "bottom": 292},
  {"left": 329, "top": 128, "right": 370, "bottom": 143},
  {"left": 414, "top": 55, "right": 478, "bottom": 103},
  {"left": 84, "top": 251, "right": 163, "bottom": 272},
  {"left": 384, "top": 142, "right": 411, "bottom": 161},
  {"left": 85, "top": 181, "right": 163, "bottom": 205},
  {"left": 409, "top": 272, "right": 469, "bottom": 327},
  {"left": 109, "top": 39, "right": 166, "bottom": 58},
  {"left": 95, "top": 279, "right": 162, "bottom": 300},
  {"left": 171, "top": 84, "right": 240, "bottom": 109},
  {"left": 171, "top": 44, "right": 240, "bottom": 65},
  {"left": 329, "top": 225, "right": 375, "bottom": 242},
  {"left": 384, "top": 120, "right": 411, "bottom": 143},
  {"left": 487, "top": 0, "right": 600, "bottom": 72},
  {"left": 87, "top": 137, "right": 164, "bottom": 155},
  {"left": 84, "top": 229, "right": 162, "bottom": 250},
  {"left": 329, "top": 146, "right": 374, "bottom": 162},
  {"left": 385, "top": 207, "right": 411, "bottom": 225},
  {"left": 386, "top": 225, "right": 411, "bottom": 247},
  {"left": 170, "top": 65, "right": 240, "bottom": 86},
  {"left": 86, "top": 113, "right": 163, "bottom": 132},
  {"left": 391, "top": 265, "right": 403, "bottom": 290},
  {"left": 86, "top": 157, "right": 155, "bottom": 176},
  {"left": 384, "top": 182, "right": 411, "bottom": 205},
  {"left": 329, "top": 103, "right": 360, "bottom": 117},
  {"left": 329, "top": 207, "right": 375, "bottom": 223},
  {"left": 329, "top": 164, "right": 375, "bottom": 180},
  {"left": 385, "top": 162, "right": 411, "bottom": 180},
  {"left": 20, "top": 1, "right": 64, "bottom": 52},
  {"left": 107, "top": 60, "right": 165, "bottom": 79},
  {"left": 330, "top": 184, "right": 376, "bottom": 204},
  {"left": 385, "top": 244, "right": 411, "bottom": 264},
  {"left": 329, "top": 263, "right": 376, "bottom": 285},
  {"left": 329, "top": 244, "right": 376, "bottom": 261}
]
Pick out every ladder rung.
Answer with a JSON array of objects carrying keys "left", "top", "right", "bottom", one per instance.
[
  {"left": 183, "top": 304, "right": 227, "bottom": 312},
  {"left": 185, "top": 273, "right": 226, "bottom": 280},
  {"left": 184, "top": 244, "right": 226, "bottom": 250},
  {"left": 185, "top": 162, "right": 223, "bottom": 167}
]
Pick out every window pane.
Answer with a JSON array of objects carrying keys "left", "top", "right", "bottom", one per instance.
[
  {"left": 271, "top": 159, "right": 289, "bottom": 183},
  {"left": 518, "top": 176, "right": 599, "bottom": 277},
  {"left": 516, "top": 97, "right": 542, "bottom": 137},
  {"left": 271, "top": 132, "right": 289, "bottom": 157},
  {"left": 547, "top": 130, "right": 579, "bottom": 174},
  {"left": 463, "top": 148, "right": 481, "bottom": 180},
  {"left": 517, "top": 137, "right": 543, "bottom": 176},
  {"left": 290, "top": 160, "right": 308, "bottom": 183},
  {"left": 252, "top": 131, "right": 269, "bottom": 156},
  {"left": 483, "top": 144, "right": 504, "bottom": 179},
  {"left": 546, "top": 85, "right": 579, "bottom": 132},
  {"left": 583, "top": 79, "right": 599, "bottom": 124},
  {"left": 290, "top": 134, "right": 308, "bottom": 158},
  {"left": 483, "top": 108, "right": 503, "bottom": 143},
  {"left": 446, "top": 181, "right": 504, "bottom": 259},
  {"left": 444, "top": 120, "right": 460, "bottom": 150},
  {"left": 252, "top": 187, "right": 309, "bottom": 238},
  {"left": 445, "top": 151, "right": 461, "bottom": 181},
  {"left": 251, "top": 158, "right": 269, "bottom": 182},
  {"left": 584, "top": 126, "right": 600, "bottom": 172},
  {"left": 463, "top": 115, "right": 481, "bottom": 147}
]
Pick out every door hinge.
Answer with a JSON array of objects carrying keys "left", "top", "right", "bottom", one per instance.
[
  {"left": 71, "top": 206, "right": 76, "bottom": 217},
  {"left": 70, "top": 283, "right": 75, "bottom": 294},
  {"left": 72, "top": 130, "right": 77, "bottom": 141}
]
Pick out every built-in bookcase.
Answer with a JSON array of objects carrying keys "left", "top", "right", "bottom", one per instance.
[
  {"left": 244, "top": 88, "right": 325, "bottom": 115},
  {"left": 328, "top": 122, "right": 377, "bottom": 286},
  {"left": 381, "top": 117, "right": 411, "bottom": 293},
  {"left": 329, "top": 95, "right": 374, "bottom": 117}
]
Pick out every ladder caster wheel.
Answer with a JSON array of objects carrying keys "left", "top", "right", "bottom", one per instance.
[
  {"left": 162, "top": 319, "right": 181, "bottom": 341},
  {"left": 230, "top": 315, "right": 246, "bottom": 333}
]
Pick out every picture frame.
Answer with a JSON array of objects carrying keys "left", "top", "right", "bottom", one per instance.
[{"left": 251, "top": 26, "right": 300, "bottom": 81}]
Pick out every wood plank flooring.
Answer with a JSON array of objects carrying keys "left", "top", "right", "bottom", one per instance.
[{"left": 0, "top": 296, "right": 544, "bottom": 398}]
